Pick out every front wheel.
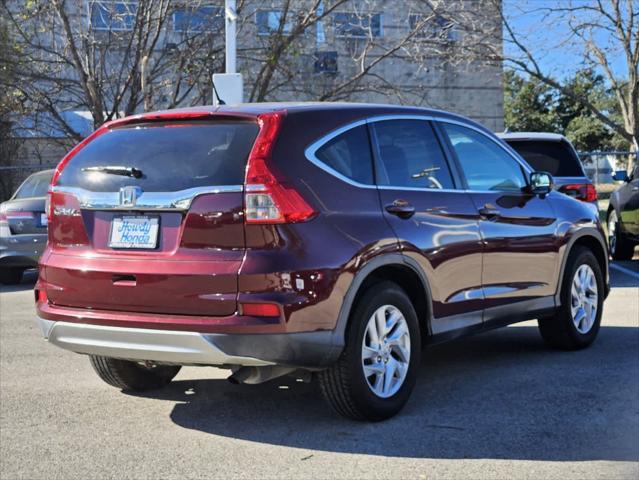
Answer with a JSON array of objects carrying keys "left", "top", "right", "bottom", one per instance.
[
  {"left": 538, "top": 246, "right": 604, "bottom": 350},
  {"left": 608, "top": 210, "right": 635, "bottom": 260},
  {"left": 318, "top": 282, "right": 421, "bottom": 421},
  {"left": 89, "top": 355, "right": 181, "bottom": 391}
]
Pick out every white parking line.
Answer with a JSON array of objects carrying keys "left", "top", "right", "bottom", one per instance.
[{"left": 610, "top": 263, "right": 639, "bottom": 280}]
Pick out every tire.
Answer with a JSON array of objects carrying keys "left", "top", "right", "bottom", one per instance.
[
  {"left": 538, "top": 246, "right": 604, "bottom": 350},
  {"left": 608, "top": 209, "right": 635, "bottom": 260},
  {"left": 0, "top": 268, "right": 23, "bottom": 285},
  {"left": 89, "top": 355, "right": 181, "bottom": 391},
  {"left": 318, "top": 281, "right": 421, "bottom": 421}
]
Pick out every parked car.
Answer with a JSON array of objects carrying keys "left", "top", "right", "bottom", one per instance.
[
  {"left": 0, "top": 169, "right": 54, "bottom": 284},
  {"left": 607, "top": 164, "right": 639, "bottom": 260},
  {"left": 35, "top": 104, "right": 609, "bottom": 421},
  {"left": 497, "top": 132, "right": 598, "bottom": 208}
]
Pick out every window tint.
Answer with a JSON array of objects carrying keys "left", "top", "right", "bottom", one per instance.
[
  {"left": 315, "top": 125, "right": 374, "bottom": 185},
  {"left": 505, "top": 140, "right": 583, "bottom": 176},
  {"left": 443, "top": 124, "right": 527, "bottom": 192},
  {"left": 373, "top": 120, "right": 454, "bottom": 189},
  {"left": 57, "top": 121, "right": 259, "bottom": 192},
  {"left": 14, "top": 171, "right": 53, "bottom": 199}
]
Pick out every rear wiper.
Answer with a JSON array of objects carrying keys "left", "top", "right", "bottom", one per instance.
[{"left": 81, "top": 166, "right": 143, "bottom": 178}]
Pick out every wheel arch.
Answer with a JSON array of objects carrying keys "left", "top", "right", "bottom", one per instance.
[
  {"left": 555, "top": 229, "right": 609, "bottom": 304},
  {"left": 333, "top": 254, "right": 433, "bottom": 348}
]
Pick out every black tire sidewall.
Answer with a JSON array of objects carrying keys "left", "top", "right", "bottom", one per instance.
[
  {"left": 344, "top": 283, "right": 421, "bottom": 420},
  {"left": 560, "top": 248, "right": 604, "bottom": 347}
]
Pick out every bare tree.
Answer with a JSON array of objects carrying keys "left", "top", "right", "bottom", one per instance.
[
  {"left": 2, "top": 0, "right": 505, "bottom": 144},
  {"left": 1, "top": 0, "right": 226, "bottom": 140},
  {"left": 494, "top": 0, "right": 638, "bottom": 170}
]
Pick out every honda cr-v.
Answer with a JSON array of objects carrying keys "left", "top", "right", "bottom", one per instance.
[{"left": 35, "top": 103, "right": 609, "bottom": 420}]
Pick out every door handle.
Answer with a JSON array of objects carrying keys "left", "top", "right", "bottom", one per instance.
[
  {"left": 385, "top": 200, "right": 416, "bottom": 219},
  {"left": 479, "top": 205, "right": 501, "bottom": 219}
]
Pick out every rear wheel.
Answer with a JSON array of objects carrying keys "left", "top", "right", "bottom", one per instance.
[
  {"left": 89, "top": 355, "right": 181, "bottom": 391},
  {"left": 608, "top": 209, "right": 635, "bottom": 260},
  {"left": 538, "top": 246, "right": 603, "bottom": 350},
  {"left": 318, "top": 282, "right": 421, "bottom": 421},
  {"left": 0, "top": 268, "right": 23, "bottom": 285}
]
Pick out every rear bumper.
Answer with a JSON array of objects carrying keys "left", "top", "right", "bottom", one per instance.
[{"left": 36, "top": 316, "right": 342, "bottom": 368}]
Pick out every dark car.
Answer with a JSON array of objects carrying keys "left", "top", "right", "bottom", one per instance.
[
  {"left": 497, "top": 133, "right": 598, "bottom": 208},
  {"left": 607, "top": 164, "right": 639, "bottom": 260},
  {"left": 35, "top": 104, "right": 609, "bottom": 421},
  {"left": 0, "top": 169, "right": 54, "bottom": 284}
]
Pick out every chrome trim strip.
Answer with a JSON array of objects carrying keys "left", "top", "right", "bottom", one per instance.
[
  {"left": 52, "top": 185, "right": 243, "bottom": 211},
  {"left": 304, "top": 119, "right": 377, "bottom": 189},
  {"left": 37, "top": 317, "right": 273, "bottom": 366},
  {"left": 304, "top": 113, "right": 532, "bottom": 190}
]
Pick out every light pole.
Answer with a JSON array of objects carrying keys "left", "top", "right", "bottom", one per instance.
[
  {"left": 225, "top": 0, "right": 237, "bottom": 74},
  {"left": 212, "top": 0, "right": 242, "bottom": 106}
]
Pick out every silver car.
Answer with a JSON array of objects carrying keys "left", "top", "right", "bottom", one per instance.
[{"left": 0, "top": 169, "right": 53, "bottom": 284}]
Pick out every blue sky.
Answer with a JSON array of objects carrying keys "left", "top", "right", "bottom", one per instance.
[{"left": 503, "top": 0, "right": 627, "bottom": 81}]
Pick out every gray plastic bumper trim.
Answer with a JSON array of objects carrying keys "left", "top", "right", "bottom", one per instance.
[{"left": 37, "top": 317, "right": 273, "bottom": 366}]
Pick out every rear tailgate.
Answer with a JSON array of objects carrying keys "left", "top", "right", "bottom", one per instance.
[{"left": 44, "top": 118, "right": 258, "bottom": 317}]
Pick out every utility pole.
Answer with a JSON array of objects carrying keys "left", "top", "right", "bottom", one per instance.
[{"left": 225, "top": 0, "right": 237, "bottom": 73}]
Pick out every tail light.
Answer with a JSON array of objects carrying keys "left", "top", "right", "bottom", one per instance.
[
  {"left": 48, "top": 191, "right": 89, "bottom": 246},
  {"left": 244, "top": 112, "right": 316, "bottom": 224},
  {"left": 560, "top": 184, "right": 597, "bottom": 203}
]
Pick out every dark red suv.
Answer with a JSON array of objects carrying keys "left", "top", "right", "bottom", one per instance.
[{"left": 35, "top": 103, "right": 609, "bottom": 420}]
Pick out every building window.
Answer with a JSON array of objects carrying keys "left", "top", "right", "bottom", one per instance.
[
  {"left": 89, "top": 1, "right": 138, "bottom": 31},
  {"left": 256, "top": 10, "right": 292, "bottom": 36},
  {"left": 409, "top": 13, "right": 459, "bottom": 41},
  {"left": 173, "top": 5, "right": 223, "bottom": 33},
  {"left": 314, "top": 51, "right": 338, "bottom": 74},
  {"left": 333, "top": 12, "right": 383, "bottom": 38}
]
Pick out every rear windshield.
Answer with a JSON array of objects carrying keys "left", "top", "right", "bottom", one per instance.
[
  {"left": 14, "top": 171, "right": 53, "bottom": 199},
  {"left": 505, "top": 140, "right": 584, "bottom": 177},
  {"left": 57, "top": 120, "right": 259, "bottom": 192}
]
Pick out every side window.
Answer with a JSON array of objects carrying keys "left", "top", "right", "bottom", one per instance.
[
  {"left": 315, "top": 125, "right": 374, "bottom": 185},
  {"left": 442, "top": 123, "right": 527, "bottom": 192},
  {"left": 373, "top": 120, "right": 454, "bottom": 189}
]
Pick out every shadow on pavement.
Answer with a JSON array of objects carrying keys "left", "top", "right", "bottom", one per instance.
[
  {"left": 610, "top": 259, "right": 639, "bottom": 288},
  {"left": 129, "top": 325, "right": 639, "bottom": 462},
  {"left": 0, "top": 269, "right": 38, "bottom": 293}
]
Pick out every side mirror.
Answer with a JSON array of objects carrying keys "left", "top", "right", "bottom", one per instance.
[
  {"left": 529, "top": 171, "right": 554, "bottom": 195},
  {"left": 612, "top": 170, "right": 629, "bottom": 182}
]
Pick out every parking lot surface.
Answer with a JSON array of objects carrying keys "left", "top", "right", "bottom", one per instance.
[{"left": 1, "top": 263, "right": 638, "bottom": 480}]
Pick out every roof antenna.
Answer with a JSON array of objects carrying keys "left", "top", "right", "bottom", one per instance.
[{"left": 212, "top": 79, "right": 226, "bottom": 106}]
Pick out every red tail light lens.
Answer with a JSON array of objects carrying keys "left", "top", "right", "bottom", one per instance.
[
  {"left": 240, "top": 302, "right": 281, "bottom": 317},
  {"left": 244, "top": 112, "right": 316, "bottom": 224},
  {"left": 48, "top": 191, "right": 89, "bottom": 246},
  {"left": 560, "top": 184, "right": 597, "bottom": 203}
]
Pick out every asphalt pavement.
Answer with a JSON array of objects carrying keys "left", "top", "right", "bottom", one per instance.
[{"left": 1, "top": 263, "right": 638, "bottom": 479}]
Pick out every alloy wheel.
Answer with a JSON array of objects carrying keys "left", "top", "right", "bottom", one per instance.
[
  {"left": 361, "top": 305, "right": 411, "bottom": 398},
  {"left": 570, "top": 264, "right": 598, "bottom": 334}
]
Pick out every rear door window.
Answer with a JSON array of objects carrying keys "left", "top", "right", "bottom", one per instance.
[
  {"left": 57, "top": 120, "right": 259, "bottom": 192},
  {"left": 505, "top": 140, "right": 584, "bottom": 176},
  {"left": 314, "top": 124, "right": 374, "bottom": 185},
  {"left": 373, "top": 119, "right": 454, "bottom": 189}
]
